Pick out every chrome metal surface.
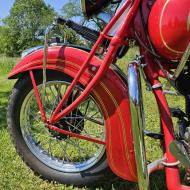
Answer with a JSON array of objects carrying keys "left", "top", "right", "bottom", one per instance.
[
  {"left": 108, "top": 0, "right": 132, "bottom": 36},
  {"left": 20, "top": 80, "right": 105, "bottom": 173},
  {"left": 147, "top": 158, "right": 165, "bottom": 175},
  {"left": 151, "top": 83, "right": 162, "bottom": 89},
  {"left": 161, "top": 160, "right": 180, "bottom": 167},
  {"left": 169, "top": 140, "right": 190, "bottom": 168},
  {"left": 21, "top": 46, "right": 44, "bottom": 59},
  {"left": 163, "top": 90, "right": 181, "bottom": 96},
  {"left": 96, "top": 11, "right": 112, "bottom": 23},
  {"left": 42, "top": 23, "right": 56, "bottom": 104},
  {"left": 128, "top": 62, "right": 149, "bottom": 190},
  {"left": 173, "top": 43, "right": 190, "bottom": 80},
  {"left": 80, "top": 0, "right": 86, "bottom": 15}
]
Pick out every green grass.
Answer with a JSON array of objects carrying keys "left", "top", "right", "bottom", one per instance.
[{"left": 0, "top": 50, "right": 188, "bottom": 189}]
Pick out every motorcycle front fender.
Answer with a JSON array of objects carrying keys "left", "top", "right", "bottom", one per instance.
[{"left": 9, "top": 46, "right": 137, "bottom": 182}]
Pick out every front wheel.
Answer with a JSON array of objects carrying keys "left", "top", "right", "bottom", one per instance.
[{"left": 7, "top": 71, "right": 114, "bottom": 186}]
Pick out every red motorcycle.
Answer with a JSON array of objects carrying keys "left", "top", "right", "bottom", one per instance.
[{"left": 7, "top": 0, "right": 190, "bottom": 189}]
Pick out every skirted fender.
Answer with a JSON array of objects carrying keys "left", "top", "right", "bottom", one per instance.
[{"left": 9, "top": 46, "right": 137, "bottom": 182}]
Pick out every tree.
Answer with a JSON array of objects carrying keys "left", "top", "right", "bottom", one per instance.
[
  {"left": 0, "top": 26, "right": 9, "bottom": 54},
  {"left": 3, "top": 0, "right": 56, "bottom": 56},
  {"left": 60, "top": 0, "right": 92, "bottom": 47},
  {"left": 60, "top": 0, "right": 116, "bottom": 48},
  {"left": 61, "top": 0, "right": 97, "bottom": 28},
  {"left": 61, "top": 0, "right": 115, "bottom": 30},
  {"left": 61, "top": 0, "right": 83, "bottom": 21}
]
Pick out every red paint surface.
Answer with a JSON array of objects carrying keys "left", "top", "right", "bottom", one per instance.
[
  {"left": 9, "top": 46, "right": 137, "bottom": 182},
  {"left": 148, "top": 0, "right": 190, "bottom": 60}
]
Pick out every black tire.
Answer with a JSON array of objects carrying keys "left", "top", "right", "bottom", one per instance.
[{"left": 7, "top": 71, "right": 115, "bottom": 186}]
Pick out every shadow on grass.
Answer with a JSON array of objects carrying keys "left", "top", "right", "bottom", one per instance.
[
  {"left": 150, "top": 171, "right": 166, "bottom": 190},
  {"left": 0, "top": 91, "right": 11, "bottom": 130},
  {"left": 83, "top": 171, "right": 163, "bottom": 190},
  {"left": 85, "top": 170, "right": 167, "bottom": 190},
  {"left": 99, "top": 178, "right": 138, "bottom": 190}
]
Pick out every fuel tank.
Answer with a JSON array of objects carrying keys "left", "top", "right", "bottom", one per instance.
[{"left": 148, "top": 0, "right": 190, "bottom": 60}]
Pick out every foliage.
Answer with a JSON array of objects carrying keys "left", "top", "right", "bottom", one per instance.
[
  {"left": 0, "top": 0, "right": 90, "bottom": 56},
  {"left": 0, "top": 26, "right": 10, "bottom": 54},
  {"left": 2, "top": 0, "right": 56, "bottom": 56},
  {"left": 56, "top": 25, "right": 83, "bottom": 46},
  {"left": 61, "top": 0, "right": 83, "bottom": 20},
  {"left": 61, "top": 0, "right": 114, "bottom": 30},
  {"left": 60, "top": 0, "right": 115, "bottom": 47}
]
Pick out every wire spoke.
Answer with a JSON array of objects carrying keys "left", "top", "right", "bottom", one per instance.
[
  {"left": 36, "top": 137, "right": 51, "bottom": 149},
  {"left": 48, "top": 138, "right": 53, "bottom": 156},
  {"left": 64, "top": 120, "right": 83, "bottom": 134},
  {"left": 21, "top": 80, "right": 105, "bottom": 173},
  {"left": 60, "top": 115, "right": 103, "bottom": 125},
  {"left": 54, "top": 84, "right": 63, "bottom": 100},
  {"left": 88, "top": 110, "right": 100, "bottom": 118},
  {"left": 83, "top": 116, "right": 103, "bottom": 125},
  {"left": 65, "top": 138, "right": 90, "bottom": 157},
  {"left": 62, "top": 141, "right": 72, "bottom": 162}
]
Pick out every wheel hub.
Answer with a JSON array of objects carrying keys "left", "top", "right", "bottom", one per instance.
[{"left": 50, "top": 109, "right": 84, "bottom": 140}]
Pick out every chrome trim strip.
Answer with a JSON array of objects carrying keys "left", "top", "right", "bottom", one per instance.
[
  {"left": 173, "top": 43, "right": 190, "bottom": 80},
  {"left": 128, "top": 62, "right": 149, "bottom": 190}
]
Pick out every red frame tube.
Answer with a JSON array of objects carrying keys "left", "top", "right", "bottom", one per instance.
[
  {"left": 29, "top": 70, "right": 47, "bottom": 123},
  {"left": 142, "top": 49, "right": 190, "bottom": 190},
  {"left": 154, "top": 89, "right": 189, "bottom": 190},
  {"left": 49, "top": 0, "right": 140, "bottom": 124},
  {"left": 47, "top": 124, "right": 105, "bottom": 145},
  {"left": 29, "top": 70, "right": 105, "bottom": 145}
]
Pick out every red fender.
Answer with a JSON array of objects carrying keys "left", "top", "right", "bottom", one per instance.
[{"left": 9, "top": 46, "right": 137, "bottom": 182}]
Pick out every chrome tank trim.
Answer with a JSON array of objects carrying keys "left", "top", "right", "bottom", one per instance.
[
  {"left": 127, "top": 62, "right": 149, "bottom": 190},
  {"left": 173, "top": 43, "right": 190, "bottom": 80}
]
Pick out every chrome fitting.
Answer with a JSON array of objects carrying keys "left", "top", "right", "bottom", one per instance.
[
  {"left": 152, "top": 83, "right": 162, "bottom": 89},
  {"left": 161, "top": 160, "right": 180, "bottom": 167}
]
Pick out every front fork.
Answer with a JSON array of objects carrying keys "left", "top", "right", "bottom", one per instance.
[
  {"left": 128, "top": 62, "right": 149, "bottom": 190},
  {"left": 128, "top": 59, "right": 190, "bottom": 190}
]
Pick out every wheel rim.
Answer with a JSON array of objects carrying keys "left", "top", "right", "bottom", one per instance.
[{"left": 20, "top": 80, "right": 105, "bottom": 172}]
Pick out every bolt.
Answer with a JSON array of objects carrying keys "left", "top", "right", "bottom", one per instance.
[{"left": 91, "top": 66, "right": 97, "bottom": 72}]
